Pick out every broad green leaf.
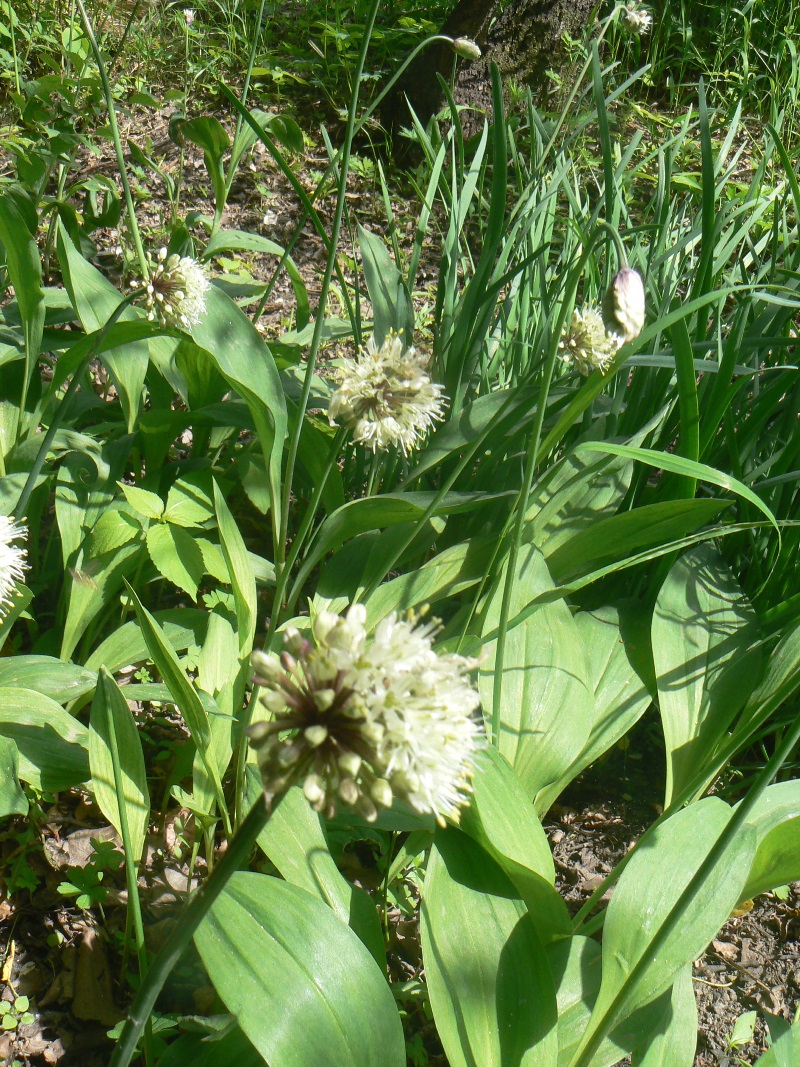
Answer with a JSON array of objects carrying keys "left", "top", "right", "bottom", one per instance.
[
  {"left": 421, "top": 828, "right": 558, "bottom": 1067},
  {"left": 363, "top": 537, "right": 494, "bottom": 628},
  {"left": 146, "top": 522, "right": 204, "bottom": 600},
  {"left": 546, "top": 935, "right": 675, "bottom": 1067},
  {"left": 164, "top": 479, "right": 214, "bottom": 527},
  {"left": 459, "top": 747, "right": 571, "bottom": 943},
  {"left": 180, "top": 116, "right": 229, "bottom": 215},
  {"left": 195, "top": 871, "right": 404, "bottom": 1067},
  {"left": 546, "top": 498, "right": 729, "bottom": 586},
  {"left": 536, "top": 606, "right": 651, "bottom": 811},
  {"left": 738, "top": 781, "right": 800, "bottom": 902},
  {"left": 0, "top": 736, "right": 28, "bottom": 818},
  {"left": 247, "top": 771, "right": 385, "bottom": 966},
  {"left": 84, "top": 608, "right": 209, "bottom": 674},
  {"left": 631, "top": 965, "right": 697, "bottom": 1066},
  {"left": 358, "top": 225, "right": 414, "bottom": 345},
  {"left": 213, "top": 482, "right": 256, "bottom": 655},
  {"left": 56, "top": 223, "right": 149, "bottom": 431},
  {"left": 190, "top": 285, "right": 286, "bottom": 544},
  {"left": 653, "top": 544, "right": 761, "bottom": 805},
  {"left": 579, "top": 798, "right": 755, "bottom": 1056},
  {"left": 0, "top": 688, "right": 89, "bottom": 790},
  {"left": 62, "top": 540, "right": 142, "bottom": 661},
  {"left": 0, "top": 656, "right": 95, "bottom": 704},
  {"left": 479, "top": 542, "right": 593, "bottom": 808},
  {"left": 89, "top": 669, "right": 149, "bottom": 863},
  {"left": 0, "top": 186, "right": 45, "bottom": 383}
]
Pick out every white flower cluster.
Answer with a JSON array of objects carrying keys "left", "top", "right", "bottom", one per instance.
[
  {"left": 621, "top": 3, "right": 653, "bottom": 35},
  {"left": 328, "top": 331, "right": 446, "bottom": 455},
  {"left": 0, "top": 516, "right": 27, "bottom": 615},
  {"left": 141, "top": 247, "right": 210, "bottom": 330},
  {"left": 560, "top": 306, "right": 622, "bottom": 376},
  {"left": 561, "top": 267, "right": 646, "bottom": 376},
  {"left": 249, "top": 605, "right": 483, "bottom": 825}
]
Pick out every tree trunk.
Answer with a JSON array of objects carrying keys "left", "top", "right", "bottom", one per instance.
[{"left": 382, "top": 0, "right": 596, "bottom": 160}]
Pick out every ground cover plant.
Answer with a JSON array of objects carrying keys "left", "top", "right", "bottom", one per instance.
[{"left": 1, "top": 0, "right": 800, "bottom": 1064}]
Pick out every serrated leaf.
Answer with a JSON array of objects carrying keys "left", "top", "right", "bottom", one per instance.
[
  {"left": 119, "top": 483, "right": 164, "bottom": 520},
  {"left": 89, "top": 507, "right": 142, "bottom": 556},
  {"left": 146, "top": 523, "right": 204, "bottom": 600}
]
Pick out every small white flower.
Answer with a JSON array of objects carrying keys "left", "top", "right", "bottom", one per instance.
[
  {"left": 0, "top": 516, "right": 28, "bottom": 615},
  {"left": 249, "top": 605, "right": 483, "bottom": 825},
  {"left": 621, "top": 3, "right": 653, "bottom": 34},
  {"left": 560, "top": 306, "right": 621, "bottom": 376},
  {"left": 140, "top": 247, "right": 210, "bottom": 330},
  {"left": 328, "top": 331, "right": 446, "bottom": 455},
  {"left": 182, "top": 7, "right": 195, "bottom": 24},
  {"left": 603, "top": 266, "right": 646, "bottom": 344}
]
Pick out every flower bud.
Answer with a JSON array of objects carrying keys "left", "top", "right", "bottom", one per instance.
[
  {"left": 452, "top": 37, "right": 481, "bottom": 61},
  {"left": 303, "top": 774, "right": 326, "bottom": 807},
  {"left": 603, "top": 267, "right": 645, "bottom": 344},
  {"left": 251, "top": 650, "right": 284, "bottom": 686},
  {"left": 339, "top": 778, "right": 360, "bottom": 806},
  {"left": 371, "top": 779, "right": 394, "bottom": 809},
  {"left": 304, "top": 724, "right": 328, "bottom": 748}
]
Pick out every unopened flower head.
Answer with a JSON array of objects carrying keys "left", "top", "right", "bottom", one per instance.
[
  {"left": 248, "top": 605, "right": 483, "bottom": 825},
  {"left": 560, "top": 306, "right": 621, "bottom": 376},
  {"left": 603, "top": 266, "right": 646, "bottom": 344},
  {"left": 139, "top": 247, "right": 210, "bottom": 330},
  {"left": 452, "top": 37, "right": 482, "bottom": 61},
  {"left": 621, "top": 3, "right": 653, "bottom": 34},
  {"left": 182, "top": 7, "right": 195, "bottom": 24},
  {"left": 0, "top": 516, "right": 28, "bottom": 615},
  {"left": 328, "top": 331, "right": 446, "bottom": 455}
]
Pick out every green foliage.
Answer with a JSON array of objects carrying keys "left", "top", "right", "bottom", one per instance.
[{"left": 2, "top": 3, "right": 800, "bottom": 1065}]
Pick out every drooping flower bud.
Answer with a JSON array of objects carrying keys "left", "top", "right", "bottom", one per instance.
[
  {"left": 621, "top": 4, "right": 653, "bottom": 34},
  {"left": 451, "top": 37, "right": 482, "bottom": 61},
  {"left": 603, "top": 267, "right": 646, "bottom": 345}
]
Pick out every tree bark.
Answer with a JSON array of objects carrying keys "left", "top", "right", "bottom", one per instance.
[{"left": 382, "top": 0, "right": 596, "bottom": 159}]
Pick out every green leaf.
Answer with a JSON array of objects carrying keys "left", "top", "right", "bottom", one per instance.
[
  {"left": 0, "top": 688, "right": 89, "bottom": 791},
  {"left": 479, "top": 542, "right": 593, "bottom": 808},
  {"left": 0, "top": 186, "right": 45, "bottom": 382},
  {"left": 536, "top": 606, "right": 651, "bottom": 811},
  {"left": 751, "top": 1011, "right": 800, "bottom": 1067},
  {"left": 578, "top": 798, "right": 755, "bottom": 1054},
  {"left": 0, "top": 656, "right": 95, "bottom": 704},
  {"left": 0, "top": 736, "right": 28, "bottom": 818},
  {"left": 213, "top": 482, "right": 256, "bottom": 655},
  {"left": 126, "top": 589, "right": 226, "bottom": 815},
  {"left": 56, "top": 223, "right": 149, "bottom": 431},
  {"left": 575, "top": 441, "right": 781, "bottom": 542},
  {"left": 84, "top": 608, "right": 209, "bottom": 674},
  {"left": 631, "top": 966, "right": 697, "bottom": 1066},
  {"left": 89, "top": 670, "right": 149, "bottom": 863},
  {"left": 653, "top": 544, "right": 761, "bottom": 806},
  {"left": 195, "top": 871, "right": 405, "bottom": 1067},
  {"left": 146, "top": 522, "right": 204, "bottom": 600},
  {"left": 89, "top": 506, "right": 142, "bottom": 556},
  {"left": 546, "top": 935, "right": 675, "bottom": 1067},
  {"left": 459, "top": 747, "right": 571, "bottom": 943},
  {"left": 180, "top": 116, "right": 230, "bottom": 216},
  {"left": 247, "top": 771, "right": 385, "bottom": 966},
  {"left": 164, "top": 479, "right": 214, "bottom": 527},
  {"left": 738, "top": 781, "right": 800, "bottom": 901},
  {"left": 189, "top": 285, "right": 286, "bottom": 545},
  {"left": 728, "top": 1010, "right": 758, "bottom": 1050},
  {"left": 357, "top": 225, "right": 414, "bottom": 346},
  {"left": 545, "top": 498, "right": 730, "bottom": 586},
  {"left": 120, "top": 483, "right": 164, "bottom": 520},
  {"left": 420, "top": 827, "right": 558, "bottom": 1067},
  {"left": 155, "top": 1027, "right": 264, "bottom": 1067}
]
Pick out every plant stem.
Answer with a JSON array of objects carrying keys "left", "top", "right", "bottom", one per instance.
[
  {"left": 76, "top": 0, "right": 149, "bottom": 278},
  {"left": 276, "top": 0, "right": 380, "bottom": 595},
  {"left": 108, "top": 792, "right": 278, "bottom": 1067}
]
